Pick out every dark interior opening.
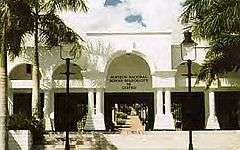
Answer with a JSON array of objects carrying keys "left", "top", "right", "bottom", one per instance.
[
  {"left": 171, "top": 92, "right": 205, "bottom": 130},
  {"left": 54, "top": 93, "right": 88, "bottom": 131},
  {"left": 13, "top": 93, "right": 44, "bottom": 118},
  {"left": 215, "top": 91, "right": 240, "bottom": 129}
]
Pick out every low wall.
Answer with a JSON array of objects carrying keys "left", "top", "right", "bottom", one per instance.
[{"left": 9, "top": 130, "right": 32, "bottom": 150}]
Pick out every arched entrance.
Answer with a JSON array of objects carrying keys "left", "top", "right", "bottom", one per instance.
[
  {"left": 9, "top": 63, "right": 43, "bottom": 117},
  {"left": 52, "top": 63, "right": 87, "bottom": 131},
  {"left": 105, "top": 53, "right": 154, "bottom": 131}
]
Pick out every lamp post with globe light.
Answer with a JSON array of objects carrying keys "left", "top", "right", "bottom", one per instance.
[
  {"left": 180, "top": 30, "right": 197, "bottom": 150},
  {"left": 59, "top": 33, "right": 77, "bottom": 150}
]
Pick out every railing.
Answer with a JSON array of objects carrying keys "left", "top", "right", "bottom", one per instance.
[
  {"left": 52, "top": 80, "right": 84, "bottom": 88},
  {"left": 10, "top": 80, "right": 33, "bottom": 88}
]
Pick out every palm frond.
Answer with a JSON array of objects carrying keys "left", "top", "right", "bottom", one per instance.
[
  {"left": 181, "top": 0, "right": 240, "bottom": 87},
  {"left": 43, "top": 0, "right": 88, "bottom": 12},
  {"left": 8, "top": 0, "right": 34, "bottom": 57},
  {"left": 181, "top": 0, "right": 240, "bottom": 39},
  {"left": 197, "top": 34, "right": 240, "bottom": 86},
  {"left": 38, "top": 12, "right": 83, "bottom": 47},
  {"left": 0, "top": 0, "right": 34, "bottom": 58}
]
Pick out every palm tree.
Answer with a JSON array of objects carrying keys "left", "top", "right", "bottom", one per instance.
[
  {"left": 0, "top": 0, "right": 35, "bottom": 148},
  {"left": 180, "top": 0, "right": 240, "bottom": 86},
  {"left": 0, "top": 14, "right": 8, "bottom": 150},
  {"left": 1, "top": 0, "right": 87, "bottom": 147},
  {"left": 30, "top": 0, "right": 88, "bottom": 118}
]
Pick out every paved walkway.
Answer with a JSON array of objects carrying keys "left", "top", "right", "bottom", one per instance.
[
  {"left": 119, "top": 115, "right": 144, "bottom": 134},
  {"left": 105, "top": 131, "right": 240, "bottom": 150}
]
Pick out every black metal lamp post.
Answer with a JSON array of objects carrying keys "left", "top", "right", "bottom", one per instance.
[
  {"left": 60, "top": 37, "right": 77, "bottom": 150},
  {"left": 180, "top": 30, "right": 197, "bottom": 150}
]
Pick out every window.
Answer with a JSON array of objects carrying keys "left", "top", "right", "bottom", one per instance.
[{"left": 26, "top": 64, "right": 32, "bottom": 74}]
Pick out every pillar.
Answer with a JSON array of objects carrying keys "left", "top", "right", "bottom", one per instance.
[
  {"left": 154, "top": 89, "right": 175, "bottom": 130},
  {"left": 206, "top": 91, "right": 220, "bottom": 129},
  {"left": 43, "top": 89, "right": 54, "bottom": 131},
  {"left": 154, "top": 89, "right": 165, "bottom": 129},
  {"left": 84, "top": 89, "right": 95, "bottom": 130},
  {"left": 93, "top": 88, "right": 105, "bottom": 130},
  {"left": 164, "top": 90, "right": 175, "bottom": 129},
  {"left": 7, "top": 83, "right": 14, "bottom": 116}
]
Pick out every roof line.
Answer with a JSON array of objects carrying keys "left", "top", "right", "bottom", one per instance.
[{"left": 86, "top": 31, "right": 172, "bottom": 36}]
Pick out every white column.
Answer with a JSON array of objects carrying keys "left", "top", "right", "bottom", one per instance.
[
  {"left": 8, "top": 85, "right": 14, "bottom": 116},
  {"left": 43, "top": 89, "right": 54, "bottom": 131},
  {"left": 206, "top": 91, "right": 220, "bottom": 129},
  {"left": 164, "top": 90, "right": 175, "bottom": 129},
  {"left": 112, "top": 108, "right": 115, "bottom": 125},
  {"left": 154, "top": 89, "right": 165, "bottom": 130},
  {"left": 84, "top": 89, "right": 98, "bottom": 130},
  {"left": 93, "top": 88, "right": 105, "bottom": 130},
  {"left": 96, "top": 90, "right": 101, "bottom": 114},
  {"left": 157, "top": 90, "right": 163, "bottom": 115},
  {"left": 88, "top": 89, "right": 94, "bottom": 114}
]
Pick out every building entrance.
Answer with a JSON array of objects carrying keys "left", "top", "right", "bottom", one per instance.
[
  {"left": 104, "top": 92, "right": 154, "bottom": 132},
  {"left": 13, "top": 93, "right": 44, "bottom": 118},
  {"left": 171, "top": 92, "right": 205, "bottom": 130},
  {"left": 215, "top": 92, "right": 240, "bottom": 129},
  {"left": 54, "top": 93, "right": 88, "bottom": 131}
]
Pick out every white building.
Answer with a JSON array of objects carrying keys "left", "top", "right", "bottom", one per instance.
[{"left": 7, "top": 0, "right": 240, "bottom": 131}]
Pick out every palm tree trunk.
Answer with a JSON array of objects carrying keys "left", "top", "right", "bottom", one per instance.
[
  {"left": 0, "top": 19, "right": 8, "bottom": 149},
  {"left": 32, "top": 0, "right": 40, "bottom": 119}
]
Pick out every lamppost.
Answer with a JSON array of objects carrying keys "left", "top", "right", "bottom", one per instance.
[
  {"left": 60, "top": 36, "right": 77, "bottom": 150},
  {"left": 180, "top": 30, "right": 197, "bottom": 150}
]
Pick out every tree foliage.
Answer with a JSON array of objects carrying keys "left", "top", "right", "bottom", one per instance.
[
  {"left": 181, "top": 0, "right": 240, "bottom": 86},
  {"left": 0, "top": 0, "right": 87, "bottom": 58}
]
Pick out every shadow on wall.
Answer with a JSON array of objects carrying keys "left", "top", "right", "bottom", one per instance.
[{"left": 8, "top": 130, "right": 32, "bottom": 150}]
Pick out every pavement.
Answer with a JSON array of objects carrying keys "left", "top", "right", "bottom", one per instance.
[
  {"left": 105, "top": 130, "right": 240, "bottom": 150},
  {"left": 118, "top": 115, "right": 144, "bottom": 134}
]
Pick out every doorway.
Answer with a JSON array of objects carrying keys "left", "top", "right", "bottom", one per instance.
[
  {"left": 54, "top": 93, "right": 88, "bottom": 131},
  {"left": 13, "top": 93, "right": 44, "bottom": 118},
  {"left": 104, "top": 92, "right": 154, "bottom": 132},
  {"left": 171, "top": 92, "right": 205, "bottom": 130},
  {"left": 215, "top": 91, "right": 240, "bottom": 129}
]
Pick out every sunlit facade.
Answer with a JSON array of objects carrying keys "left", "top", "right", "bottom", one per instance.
[{"left": 7, "top": 0, "right": 240, "bottom": 131}]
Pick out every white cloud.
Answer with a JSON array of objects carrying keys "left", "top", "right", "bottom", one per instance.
[{"left": 58, "top": 0, "right": 183, "bottom": 33}]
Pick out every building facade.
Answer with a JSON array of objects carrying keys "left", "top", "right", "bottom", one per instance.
[
  {"left": 7, "top": 30, "right": 240, "bottom": 131},
  {"left": 5, "top": 0, "right": 240, "bottom": 132}
]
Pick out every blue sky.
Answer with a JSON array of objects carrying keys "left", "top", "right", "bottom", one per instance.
[{"left": 104, "top": 0, "right": 122, "bottom": 7}]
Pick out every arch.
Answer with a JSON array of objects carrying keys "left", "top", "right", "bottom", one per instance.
[
  {"left": 104, "top": 50, "right": 155, "bottom": 75},
  {"left": 9, "top": 63, "right": 42, "bottom": 80},
  {"left": 52, "top": 63, "right": 83, "bottom": 80},
  {"left": 105, "top": 52, "right": 152, "bottom": 91}
]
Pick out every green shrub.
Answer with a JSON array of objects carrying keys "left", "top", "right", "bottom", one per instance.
[
  {"left": 116, "top": 118, "right": 126, "bottom": 125},
  {"left": 116, "top": 112, "right": 127, "bottom": 119},
  {"left": 119, "top": 105, "right": 131, "bottom": 115},
  {"left": 77, "top": 115, "right": 86, "bottom": 132},
  {"left": 8, "top": 114, "right": 31, "bottom": 130},
  {"left": 8, "top": 113, "right": 44, "bottom": 145}
]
